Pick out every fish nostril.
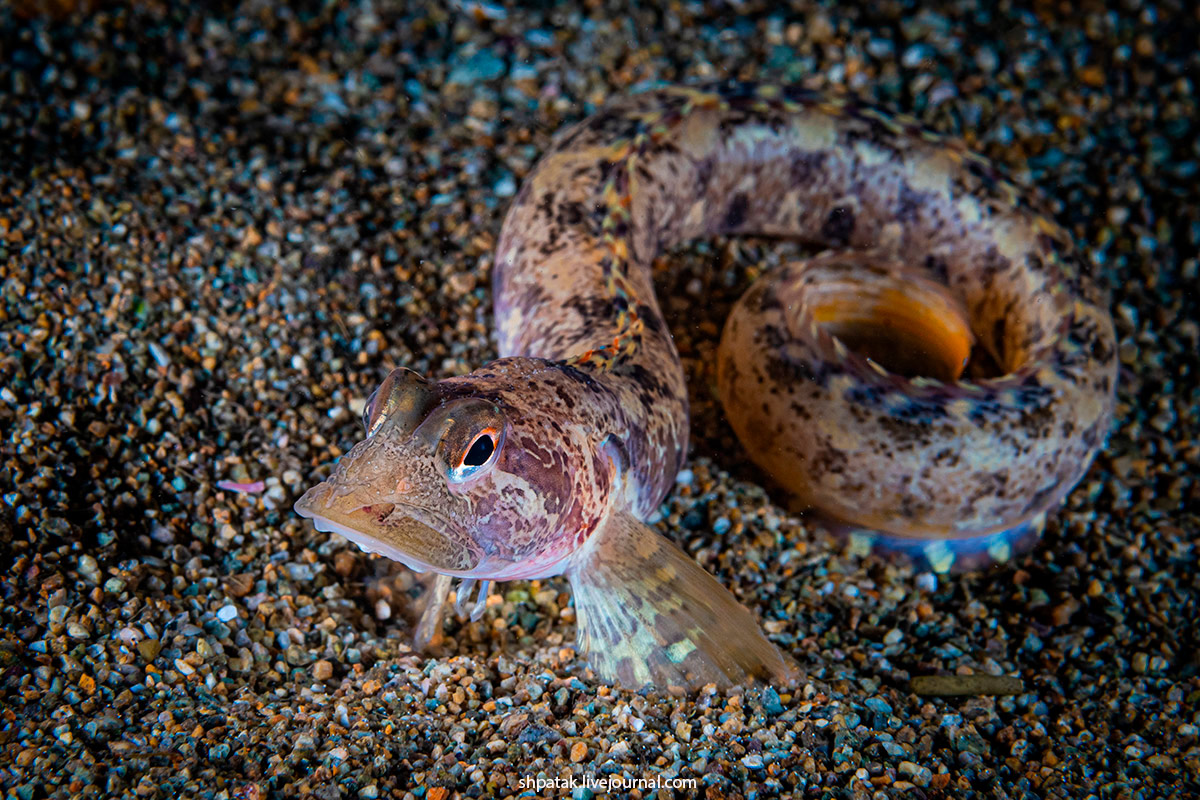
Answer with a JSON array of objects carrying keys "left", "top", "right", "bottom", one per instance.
[{"left": 354, "top": 503, "right": 397, "bottom": 522}]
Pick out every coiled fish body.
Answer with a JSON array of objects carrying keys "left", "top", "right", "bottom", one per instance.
[{"left": 296, "top": 83, "right": 1116, "bottom": 689}]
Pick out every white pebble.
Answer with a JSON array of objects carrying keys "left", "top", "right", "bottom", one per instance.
[{"left": 375, "top": 599, "right": 392, "bottom": 620}]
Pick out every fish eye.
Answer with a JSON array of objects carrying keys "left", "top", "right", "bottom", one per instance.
[
  {"left": 448, "top": 428, "right": 500, "bottom": 483},
  {"left": 362, "top": 367, "right": 434, "bottom": 438},
  {"left": 363, "top": 386, "right": 383, "bottom": 435}
]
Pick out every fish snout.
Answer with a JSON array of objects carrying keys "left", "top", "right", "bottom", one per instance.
[{"left": 294, "top": 480, "right": 480, "bottom": 574}]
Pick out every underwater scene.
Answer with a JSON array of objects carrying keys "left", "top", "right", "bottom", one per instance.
[{"left": 1, "top": 1, "right": 1197, "bottom": 798}]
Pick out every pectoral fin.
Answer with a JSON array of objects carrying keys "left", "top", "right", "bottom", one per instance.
[{"left": 566, "top": 510, "right": 798, "bottom": 690}]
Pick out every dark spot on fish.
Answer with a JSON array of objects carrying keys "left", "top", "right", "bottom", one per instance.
[
  {"left": 637, "top": 304, "right": 665, "bottom": 336},
  {"left": 755, "top": 284, "right": 784, "bottom": 313},
  {"left": 924, "top": 254, "right": 950, "bottom": 284},
  {"left": 557, "top": 200, "right": 586, "bottom": 228},
  {"left": 979, "top": 246, "right": 1010, "bottom": 286},
  {"left": 764, "top": 349, "right": 825, "bottom": 388},
  {"left": 931, "top": 447, "right": 957, "bottom": 465},
  {"left": 811, "top": 442, "right": 848, "bottom": 476},
  {"left": 878, "top": 414, "right": 934, "bottom": 447},
  {"left": 965, "top": 157, "right": 1002, "bottom": 189},
  {"left": 844, "top": 383, "right": 888, "bottom": 409},
  {"left": 1021, "top": 480, "right": 1062, "bottom": 517},
  {"left": 965, "top": 391, "right": 1009, "bottom": 426},
  {"left": 992, "top": 316, "right": 1008, "bottom": 363},
  {"left": 890, "top": 397, "right": 950, "bottom": 423},
  {"left": 1037, "top": 232, "right": 1060, "bottom": 255},
  {"left": 789, "top": 152, "right": 824, "bottom": 185},
  {"left": 557, "top": 362, "right": 605, "bottom": 394},
  {"left": 1013, "top": 376, "right": 1052, "bottom": 407},
  {"left": 724, "top": 193, "right": 749, "bottom": 231},
  {"left": 821, "top": 206, "right": 855, "bottom": 246},
  {"left": 689, "top": 155, "right": 716, "bottom": 194},
  {"left": 896, "top": 184, "right": 931, "bottom": 223},
  {"left": 789, "top": 400, "right": 812, "bottom": 421}
]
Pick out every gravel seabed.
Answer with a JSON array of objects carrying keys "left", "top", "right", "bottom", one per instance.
[{"left": 1, "top": 1, "right": 1198, "bottom": 798}]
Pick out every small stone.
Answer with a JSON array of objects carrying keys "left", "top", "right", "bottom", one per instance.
[
  {"left": 1050, "top": 597, "right": 1080, "bottom": 626},
  {"left": 446, "top": 49, "right": 506, "bottom": 86},
  {"left": 865, "top": 697, "right": 893, "bottom": 715},
  {"left": 569, "top": 741, "right": 588, "bottom": 762},
  {"left": 761, "top": 686, "right": 784, "bottom": 716},
  {"left": 77, "top": 555, "right": 101, "bottom": 584},
  {"left": 313, "top": 660, "right": 334, "bottom": 680},
  {"left": 1078, "top": 65, "right": 1105, "bottom": 87},
  {"left": 137, "top": 639, "right": 161, "bottom": 661},
  {"left": 899, "top": 761, "right": 932, "bottom": 787},
  {"left": 48, "top": 605, "right": 68, "bottom": 631},
  {"left": 910, "top": 675, "right": 1024, "bottom": 697},
  {"left": 224, "top": 574, "right": 254, "bottom": 598},
  {"left": 333, "top": 550, "right": 357, "bottom": 577}
]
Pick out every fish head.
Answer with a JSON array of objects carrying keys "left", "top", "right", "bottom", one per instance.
[{"left": 295, "top": 362, "right": 610, "bottom": 580}]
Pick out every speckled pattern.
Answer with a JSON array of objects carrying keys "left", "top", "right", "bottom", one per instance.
[
  {"left": 2, "top": 1, "right": 1198, "bottom": 798},
  {"left": 297, "top": 82, "right": 1116, "bottom": 687},
  {"left": 492, "top": 82, "right": 1117, "bottom": 564}
]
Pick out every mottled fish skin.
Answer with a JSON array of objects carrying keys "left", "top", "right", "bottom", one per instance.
[
  {"left": 493, "top": 82, "right": 1116, "bottom": 571},
  {"left": 296, "top": 82, "right": 1117, "bottom": 686}
]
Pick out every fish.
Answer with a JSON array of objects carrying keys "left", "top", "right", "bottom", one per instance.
[{"left": 295, "top": 83, "right": 1117, "bottom": 690}]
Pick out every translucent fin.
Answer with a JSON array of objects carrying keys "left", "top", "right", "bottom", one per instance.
[
  {"left": 454, "top": 579, "right": 478, "bottom": 618},
  {"left": 838, "top": 512, "right": 1047, "bottom": 574},
  {"left": 452, "top": 578, "right": 491, "bottom": 622},
  {"left": 413, "top": 573, "right": 453, "bottom": 652},
  {"left": 470, "top": 580, "right": 491, "bottom": 622},
  {"left": 566, "top": 510, "right": 798, "bottom": 691}
]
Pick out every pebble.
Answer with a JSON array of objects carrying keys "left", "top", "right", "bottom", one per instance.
[{"left": 910, "top": 674, "right": 1025, "bottom": 697}]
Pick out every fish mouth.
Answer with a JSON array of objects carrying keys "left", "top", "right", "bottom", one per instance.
[{"left": 294, "top": 481, "right": 479, "bottom": 574}]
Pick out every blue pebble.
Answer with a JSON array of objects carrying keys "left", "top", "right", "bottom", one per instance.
[
  {"left": 762, "top": 687, "right": 784, "bottom": 716},
  {"left": 864, "top": 697, "right": 892, "bottom": 715}
]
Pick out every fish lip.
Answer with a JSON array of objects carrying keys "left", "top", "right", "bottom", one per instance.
[{"left": 294, "top": 481, "right": 479, "bottom": 574}]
